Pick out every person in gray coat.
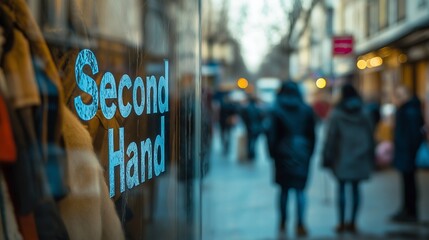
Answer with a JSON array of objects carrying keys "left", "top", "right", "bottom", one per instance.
[{"left": 323, "top": 83, "right": 374, "bottom": 234}]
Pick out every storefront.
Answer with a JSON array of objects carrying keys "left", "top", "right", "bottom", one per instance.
[
  {"left": 0, "top": 0, "right": 202, "bottom": 239},
  {"left": 357, "top": 32, "right": 429, "bottom": 104},
  {"left": 356, "top": 48, "right": 403, "bottom": 104}
]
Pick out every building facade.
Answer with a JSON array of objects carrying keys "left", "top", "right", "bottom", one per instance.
[{"left": 340, "top": 0, "right": 429, "bottom": 104}]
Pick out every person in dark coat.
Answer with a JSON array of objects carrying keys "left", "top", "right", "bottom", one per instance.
[
  {"left": 323, "top": 83, "right": 374, "bottom": 234},
  {"left": 365, "top": 100, "right": 381, "bottom": 128},
  {"left": 391, "top": 85, "right": 424, "bottom": 222},
  {"left": 219, "top": 94, "right": 236, "bottom": 155},
  {"left": 241, "top": 95, "right": 262, "bottom": 161},
  {"left": 267, "top": 81, "right": 315, "bottom": 236}
]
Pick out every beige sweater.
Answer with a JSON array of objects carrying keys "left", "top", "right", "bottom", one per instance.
[{"left": 60, "top": 107, "right": 124, "bottom": 240}]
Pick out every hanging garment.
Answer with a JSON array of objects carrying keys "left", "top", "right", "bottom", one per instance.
[
  {"left": 2, "top": 2, "right": 123, "bottom": 239},
  {"left": 0, "top": 69, "right": 8, "bottom": 95},
  {"left": 0, "top": 94, "right": 16, "bottom": 162},
  {"left": 59, "top": 106, "right": 125, "bottom": 240},
  {"left": 33, "top": 200, "right": 69, "bottom": 240},
  {"left": 0, "top": 169, "right": 23, "bottom": 240},
  {"left": 4, "top": 107, "right": 47, "bottom": 215},
  {"left": 2, "top": 29, "right": 40, "bottom": 108},
  {"left": 0, "top": 25, "right": 68, "bottom": 239},
  {"left": 1, "top": 0, "right": 71, "bottom": 199},
  {"left": 2, "top": 106, "right": 43, "bottom": 240},
  {"left": 16, "top": 214, "right": 38, "bottom": 240},
  {"left": 0, "top": 5, "right": 15, "bottom": 65},
  {"left": 5, "top": 107, "right": 69, "bottom": 240},
  {"left": 2, "top": 0, "right": 64, "bottom": 144},
  {"left": 33, "top": 60, "right": 69, "bottom": 200}
]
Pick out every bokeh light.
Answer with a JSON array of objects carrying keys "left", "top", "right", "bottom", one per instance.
[
  {"left": 237, "top": 77, "right": 249, "bottom": 89},
  {"left": 369, "top": 56, "right": 383, "bottom": 67},
  {"left": 357, "top": 59, "right": 367, "bottom": 69},
  {"left": 316, "top": 78, "right": 327, "bottom": 89}
]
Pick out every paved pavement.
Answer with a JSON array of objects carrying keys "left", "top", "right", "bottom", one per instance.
[{"left": 202, "top": 123, "right": 429, "bottom": 240}]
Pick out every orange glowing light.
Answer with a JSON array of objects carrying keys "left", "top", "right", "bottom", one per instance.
[{"left": 237, "top": 78, "right": 249, "bottom": 89}]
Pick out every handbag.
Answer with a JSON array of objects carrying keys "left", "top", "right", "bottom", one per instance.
[
  {"left": 375, "top": 141, "right": 393, "bottom": 168},
  {"left": 416, "top": 141, "right": 429, "bottom": 169}
]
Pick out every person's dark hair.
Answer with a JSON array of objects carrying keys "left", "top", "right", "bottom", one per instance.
[
  {"left": 339, "top": 83, "right": 360, "bottom": 102},
  {"left": 248, "top": 94, "right": 257, "bottom": 103},
  {"left": 278, "top": 80, "right": 302, "bottom": 100}
]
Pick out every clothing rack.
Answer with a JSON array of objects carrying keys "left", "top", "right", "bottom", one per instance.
[{"left": 0, "top": 1, "right": 124, "bottom": 239}]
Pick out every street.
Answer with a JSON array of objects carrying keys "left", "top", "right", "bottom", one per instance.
[{"left": 202, "top": 123, "right": 429, "bottom": 240}]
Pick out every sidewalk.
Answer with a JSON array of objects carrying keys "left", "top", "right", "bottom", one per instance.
[{"left": 202, "top": 123, "right": 429, "bottom": 240}]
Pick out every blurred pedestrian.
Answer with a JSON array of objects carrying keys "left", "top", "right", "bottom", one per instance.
[
  {"left": 312, "top": 90, "right": 331, "bottom": 122},
  {"left": 322, "top": 83, "right": 374, "bottom": 234},
  {"left": 391, "top": 85, "right": 424, "bottom": 223},
  {"left": 364, "top": 94, "right": 381, "bottom": 128},
  {"left": 219, "top": 93, "right": 236, "bottom": 155},
  {"left": 178, "top": 74, "right": 197, "bottom": 224},
  {"left": 267, "top": 81, "right": 315, "bottom": 237},
  {"left": 240, "top": 95, "right": 263, "bottom": 161}
]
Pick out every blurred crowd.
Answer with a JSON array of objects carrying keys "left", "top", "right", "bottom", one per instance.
[{"left": 210, "top": 78, "right": 428, "bottom": 237}]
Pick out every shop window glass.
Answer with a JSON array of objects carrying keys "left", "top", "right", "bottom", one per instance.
[{"left": 0, "top": 0, "right": 202, "bottom": 239}]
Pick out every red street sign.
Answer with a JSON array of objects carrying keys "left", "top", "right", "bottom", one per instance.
[{"left": 332, "top": 36, "right": 354, "bottom": 55}]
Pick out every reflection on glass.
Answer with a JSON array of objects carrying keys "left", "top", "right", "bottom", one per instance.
[{"left": 0, "top": 0, "right": 201, "bottom": 239}]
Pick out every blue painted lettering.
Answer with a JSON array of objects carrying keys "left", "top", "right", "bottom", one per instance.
[
  {"left": 133, "top": 77, "right": 145, "bottom": 116},
  {"left": 74, "top": 49, "right": 99, "bottom": 121},
  {"left": 109, "top": 127, "right": 125, "bottom": 198},
  {"left": 126, "top": 142, "right": 139, "bottom": 189},
  {"left": 74, "top": 49, "right": 169, "bottom": 198},
  {"left": 108, "top": 117, "right": 166, "bottom": 197},
  {"left": 154, "top": 116, "right": 165, "bottom": 176},
  {"left": 146, "top": 76, "right": 157, "bottom": 114},
  {"left": 158, "top": 60, "right": 169, "bottom": 113},
  {"left": 100, "top": 72, "right": 117, "bottom": 120},
  {"left": 141, "top": 138, "right": 152, "bottom": 182},
  {"left": 118, "top": 74, "right": 132, "bottom": 118}
]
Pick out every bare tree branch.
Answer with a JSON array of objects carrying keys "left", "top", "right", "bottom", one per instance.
[
  {"left": 294, "top": 0, "right": 321, "bottom": 43},
  {"left": 279, "top": 0, "right": 302, "bottom": 52},
  {"left": 259, "top": 0, "right": 322, "bottom": 79},
  {"left": 288, "top": 0, "right": 303, "bottom": 40}
]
